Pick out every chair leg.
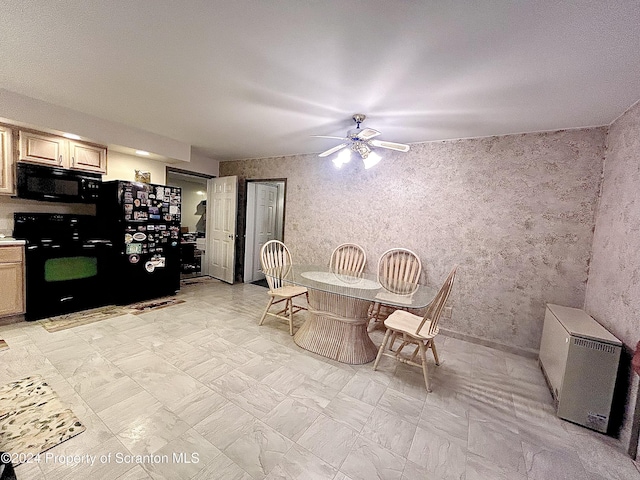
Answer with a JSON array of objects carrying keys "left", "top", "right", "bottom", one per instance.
[
  {"left": 259, "top": 297, "right": 275, "bottom": 326},
  {"left": 430, "top": 339, "right": 440, "bottom": 366},
  {"left": 373, "top": 329, "right": 392, "bottom": 371},
  {"left": 409, "top": 345, "right": 420, "bottom": 363},
  {"left": 388, "top": 332, "right": 398, "bottom": 351},
  {"left": 418, "top": 342, "right": 431, "bottom": 392},
  {"left": 367, "top": 303, "right": 380, "bottom": 332},
  {"left": 288, "top": 298, "right": 294, "bottom": 336}
]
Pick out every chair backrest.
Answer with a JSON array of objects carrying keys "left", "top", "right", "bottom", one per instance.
[
  {"left": 377, "top": 248, "right": 422, "bottom": 294},
  {"left": 417, "top": 266, "right": 457, "bottom": 337},
  {"left": 330, "top": 243, "right": 367, "bottom": 274},
  {"left": 260, "top": 240, "right": 293, "bottom": 291}
]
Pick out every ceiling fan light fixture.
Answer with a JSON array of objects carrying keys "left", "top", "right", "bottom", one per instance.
[
  {"left": 314, "top": 113, "right": 409, "bottom": 169},
  {"left": 352, "top": 141, "right": 370, "bottom": 158},
  {"left": 332, "top": 149, "right": 351, "bottom": 168},
  {"left": 362, "top": 151, "right": 381, "bottom": 169}
]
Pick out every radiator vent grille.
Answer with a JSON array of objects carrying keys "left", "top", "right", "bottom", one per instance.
[{"left": 572, "top": 337, "right": 617, "bottom": 354}]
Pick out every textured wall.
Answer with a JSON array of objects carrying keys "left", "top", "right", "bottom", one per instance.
[
  {"left": 585, "top": 100, "right": 640, "bottom": 451},
  {"left": 585, "top": 101, "right": 640, "bottom": 348},
  {"left": 221, "top": 128, "right": 605, "bottom": 350}
]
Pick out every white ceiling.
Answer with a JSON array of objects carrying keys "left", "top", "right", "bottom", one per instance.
[{"left": 1, "top": 1, "right": 639, "bottom": 161}]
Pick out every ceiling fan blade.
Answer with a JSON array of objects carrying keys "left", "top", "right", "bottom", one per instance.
[
  {"left": 370, "top": 140, "right": 410, "bottom": 152},
  {"left": 311, "top": 135, "right": 348, "bottom": 140},
  {"left": 318, "top": 143, "right": 349, "bottom": 157},
  {"left": 356, "top": 128, "right": 381, "bottom": 140}
]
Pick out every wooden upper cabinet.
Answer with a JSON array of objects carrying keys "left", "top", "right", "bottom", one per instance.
[
  {"left": 18, "top": 130, "right": 107, "bottom": 174},
  {"left": 0, "top": 125, "right": 14, "bottom": 195},
  {"left": 19, "top": 130, "right": 66, "bottom": 167},
  {"left": 69, "top": 141, "right": 107, "bottom": 173}
]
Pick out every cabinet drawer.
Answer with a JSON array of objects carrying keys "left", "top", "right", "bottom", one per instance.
[{"left": 0, "top": 246, "right": 23, "bottom": 263}]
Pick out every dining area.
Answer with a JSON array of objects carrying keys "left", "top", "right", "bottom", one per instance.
[
  {"left": 3, "top": 264, "right": 621, "bottom": 480},
  {"left": 258, "top": 240, "right": 457, "bottom": 392}
]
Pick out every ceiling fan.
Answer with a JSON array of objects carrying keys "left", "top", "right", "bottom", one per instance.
[{"left": 313, "top": 114, "right": 410, "bottom": 168}]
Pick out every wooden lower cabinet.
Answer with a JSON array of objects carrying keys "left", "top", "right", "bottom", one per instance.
[{"left": 0, "top": 245, "right": 25, "bottom": 317}]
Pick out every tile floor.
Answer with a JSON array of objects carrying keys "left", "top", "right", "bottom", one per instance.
[{"left": 0, "top": 280, "right": 638, "bottom": 480}]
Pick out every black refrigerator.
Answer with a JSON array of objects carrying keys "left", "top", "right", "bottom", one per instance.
[{"left": 97, "top": 180, "right": 182, "bottom": 304}]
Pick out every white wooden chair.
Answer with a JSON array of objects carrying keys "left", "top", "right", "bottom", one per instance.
[
  {"left": 258, "top": 240, "right": 308, "bottom": 335},
  {"left": 373, "top": 266, "right": 457, "bottom": 392},
  {"left": 368, "top": 248, "right": 422, "bottom": 332},
  {"left": 329, "top": 243, "right": 367, "bottom": 274}
]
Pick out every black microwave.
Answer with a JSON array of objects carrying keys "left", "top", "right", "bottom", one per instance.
[{"left": 16, "top": 163, "right": 102, "bottom": 203}]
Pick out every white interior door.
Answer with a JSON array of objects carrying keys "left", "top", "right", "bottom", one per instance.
[
  {"left": 251, "top": 183, "right": 278, "bottom": 281},
  {"left": 207, "top": 176, "right": 237, "bottom": 283}
]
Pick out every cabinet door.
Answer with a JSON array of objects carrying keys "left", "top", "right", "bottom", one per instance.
[
  {"left": 68, "top": 141, "right": 107, "bottom": 174},
  {"left": 0, "top": 125, "right": 14, "bottom": 194},
  {"left": 0, "top": 256, "right": 24, "bottom": 317},
  {"left": 19, "top": 131, "right": 67, "bottom": 167}
]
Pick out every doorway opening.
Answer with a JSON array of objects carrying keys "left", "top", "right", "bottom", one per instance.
[
  {"left": 243, "top": 179, "right": 286, "bottom": 284},
  {"left": 165, "top": 167, "right": 214, "bottom": 280}
]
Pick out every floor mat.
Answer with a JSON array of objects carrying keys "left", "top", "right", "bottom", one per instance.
[
  {"left": 0, "top": 376, "right": 85, "bottom": 465},
  {"left": 39, "top": 305, "right": 132, "bottom": 333},
  {"left": 40, "top": 297, "right": 185, "bottom": 332},
  {"left": 127, "top": 297, "right": 185, "bottom": 312},
  {"left": 181, "top": 276, "right": 219, "bottom": 286}
]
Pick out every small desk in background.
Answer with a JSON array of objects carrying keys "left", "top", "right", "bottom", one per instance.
[{"left": 180, "top": 241, "right": 202, "bottom": 275}]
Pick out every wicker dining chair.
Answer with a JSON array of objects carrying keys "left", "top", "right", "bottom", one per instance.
[
  {"left": 368, "top": 248, "right": 422, "bottom": 332},
  {"left": 329, "top": 243, "right": 367, "bottom": 274},
  {"left": 373, "top": 266, "right": 457, "bottom": 392},
  {"left": 258, "top": 240, "right": 308, "bottom": 335}
]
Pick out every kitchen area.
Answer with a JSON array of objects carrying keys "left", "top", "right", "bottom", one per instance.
[{"left": 0, "top": 103, "right": 218, "bottom": 325}]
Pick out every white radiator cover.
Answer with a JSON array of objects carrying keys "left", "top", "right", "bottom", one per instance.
[{"left": 539, "top": 303, "right": 622, "bottom": 433}]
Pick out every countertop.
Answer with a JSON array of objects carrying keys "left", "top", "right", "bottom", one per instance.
[{"left": 0, "top": 237, "right": 26, "bottom": 246}]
